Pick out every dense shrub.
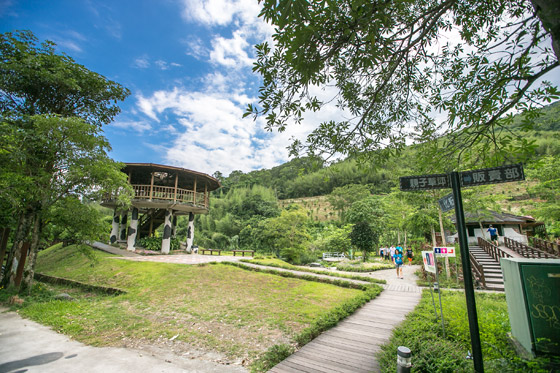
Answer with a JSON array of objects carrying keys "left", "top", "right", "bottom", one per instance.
[
  {"left": 377, "top": 291, "right": 557, "bottom": 372},
  {"left": 136, "top": 236, "right": 180, "bottom": 251}
]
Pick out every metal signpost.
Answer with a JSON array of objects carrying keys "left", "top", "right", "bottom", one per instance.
[{"left": 400, "top": 164, "right": 525, "bottom": 373}]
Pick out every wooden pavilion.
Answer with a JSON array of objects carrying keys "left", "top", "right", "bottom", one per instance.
[{"left": 101, "top": 163, "right": 221, "bottom": 253}]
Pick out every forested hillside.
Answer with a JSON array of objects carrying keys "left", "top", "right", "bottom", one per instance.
[
  {"left": 190, "top": 102, "right": 560, "bottom": 259},
  {"left": 218, "top": 101, "right": 560, "bottom": 200}
]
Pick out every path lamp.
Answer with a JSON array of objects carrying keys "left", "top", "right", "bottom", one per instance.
[{"left": 397, "top": 346, "right": 412, "bottom": 373}]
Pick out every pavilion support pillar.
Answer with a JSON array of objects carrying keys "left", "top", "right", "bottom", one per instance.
[
  {"left": 110, "top": 209, "right": 119, "bottom": 244},
  {"left": 127, "top": 207, "right": 139, "bottom": 251},
  {"left": 172, "top": 216, "right": 178, "bottom": 238},
  {"left": 119, "top": 212, "right": 128, "bottom": 242},
  {"left": 161, "top": 209, "right": 173, "bottom": 254},
  {"left": 186, "top": 212, "right": 195, "bottom": 253}
]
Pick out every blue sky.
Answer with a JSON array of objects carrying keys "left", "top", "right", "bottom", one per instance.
[
  {"left": 3, "top": 2, "right": 559, "bottom": 177},
  {"left": 0, "top": 0, "right": 320, "bottom": 176}
]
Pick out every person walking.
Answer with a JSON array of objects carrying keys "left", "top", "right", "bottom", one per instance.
[
  {"left": 389, "top": 245, "right": 396, "bottom": 263},
  {"left": 395, "top": 249, "right": 404, "bottom": 279},
  {"left": 406, "top": 247, "right": 414, "bottom": 265},
  {"left": 487, "top": 225, "right": 499, "bottom": 246}
]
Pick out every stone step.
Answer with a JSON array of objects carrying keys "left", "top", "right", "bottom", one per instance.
[{"left": 484, "top": 273, "right": 504, "bottom": 281}]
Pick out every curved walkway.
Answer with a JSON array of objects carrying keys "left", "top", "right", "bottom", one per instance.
[{"left": 269, "top": 265, "right": 422, "bottom": 373}]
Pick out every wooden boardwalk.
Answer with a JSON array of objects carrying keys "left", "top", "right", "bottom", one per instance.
[{"left": 270, "top": 286, "right": 422, "bottom": 373}]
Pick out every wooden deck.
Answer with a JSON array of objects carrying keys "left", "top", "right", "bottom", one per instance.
[{"left": 270, "top": 287, "right": 422, "bottom": 373}]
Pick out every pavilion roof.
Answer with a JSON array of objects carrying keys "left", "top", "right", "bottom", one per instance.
[{"left": 123, "top": 163, "right": 221, "bottom": 192}]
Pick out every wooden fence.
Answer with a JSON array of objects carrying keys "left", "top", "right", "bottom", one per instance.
[
  {"left": 530, "top": 237, "right": 560, "bottom": 257},
  {"left": 477, "top": 237, "right": 513, "bottom": 261},
  {"left": 469, "top": 251, "right": 486, "bottom": 288},
  {"left": 504, "top": 237, "right": 558, "bottom": 259}
]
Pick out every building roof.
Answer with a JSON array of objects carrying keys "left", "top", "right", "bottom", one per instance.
[
  {"left": 123, "top": 163, "right": 221, "bottom": 192},
  {"left": 450, "top": 210, "right": 538, "bottom": 225}
]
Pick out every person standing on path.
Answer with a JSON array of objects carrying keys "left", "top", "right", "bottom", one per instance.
[{"left": 389, "top": 245, "right": 396, "bottom": 263}]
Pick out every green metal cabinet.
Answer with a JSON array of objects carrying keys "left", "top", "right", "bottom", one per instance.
[{"left": 501, "top": 258, "right": 560, "bottom": 357}]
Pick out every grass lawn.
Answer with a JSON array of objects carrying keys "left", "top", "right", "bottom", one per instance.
[{"left": 5, "top": 244, "right": 375, "bottom": 368}]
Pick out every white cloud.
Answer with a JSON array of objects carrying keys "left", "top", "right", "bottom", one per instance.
[
  {"left": 50, "top": 30, "right": 87, "bottom": 53},
  {"left": 132, "top": 78, "right": 352, "bottom": 175},
  {"left": 54, "top": 38, "right": 83, "bottom": 53},
  {"left": 134, "top": 83, "right": 298, "bottom": 174},
  {"left": 180, "top": 0, "right": 273, "bottom": 70},
  {"left": 155, "top": 60, "right": 168, "bottom": 70},
  {"left": 185, "top": 37, "right": 208, "bottom": 60},
  {"left": 209, "top": 30, "right": 253, "bottom": 68},
  {"left": 133, "top": 56, "right": 150, "bottom": 68},
  {"left": 181, "top": 0, "right": 261, "bottom": 28},
  {"left": 112, "top": 120, "right": 152, "bottom": 132}
]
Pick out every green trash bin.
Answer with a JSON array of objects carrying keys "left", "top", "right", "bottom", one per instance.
[{"left": 501, "top": 258, "right": 560, "bottom": 357}]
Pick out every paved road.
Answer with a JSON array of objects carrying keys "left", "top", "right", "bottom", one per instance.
[{"left": 0, "top": 307, "right": 247, "bottom": 373}]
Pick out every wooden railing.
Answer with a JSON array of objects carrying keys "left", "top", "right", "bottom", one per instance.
[
  {"left": 469, "top": 251, "right": 486, "bottom": 289},
  {"left": 131, "top": 185, "right": 208, "bottom": 208},
  {"left": 104, "top": 185, "right": 208, "bottom": 210},
  {"left": 504, "top": 237, "right": 557, "bottom": 259},
  {"left": 477, "top": 237, "right": 513, "bottom": 261},
  {"left": 530, "top": 237, "right": 560, "bottom": 257}
]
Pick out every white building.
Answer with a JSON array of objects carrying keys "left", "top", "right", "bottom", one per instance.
[{"left": 447, "top": 211, "right": 545, "bottom": 246}]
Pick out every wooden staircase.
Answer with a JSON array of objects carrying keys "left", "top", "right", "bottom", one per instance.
[
  {"left": 469, "top": 246, "right": 504, "bottom": 291},
  {"left": 138, "top": 209, "right": 166, "bottom": 238}
]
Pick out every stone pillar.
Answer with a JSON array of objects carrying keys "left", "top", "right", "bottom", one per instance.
[
  {"left": 161, "top": 209, "right": 173, "bottom": 254},
  {"left": 110, "top": 209, "right": 119, "bottom": 244},
  {"left": 186, "top": 212, "right": 195, "bottom": 253},
  {"left": 119, "top": 212, "right": 128, "bottom": 242},
  {"left": 127, "top": 207, "right": 139, "bottom": 251}
]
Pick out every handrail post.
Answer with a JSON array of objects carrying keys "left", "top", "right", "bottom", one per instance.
[
  {"left": 149, "top": 172, "right": 154, "bottom": 201},
  {"left": 174, "top": 173, "right": 178, "bottom": 203}
]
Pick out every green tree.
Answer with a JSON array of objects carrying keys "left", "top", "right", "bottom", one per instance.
[
  {"left": 248, "top": 0, "right": 559, "bottom": 163},
  {"left": 313, "top": 223, "right": 353, "bottom": 255},
  {"left": 527, "top": 156, "right": 560, "bottom": 236},
  {"left": 345, "top": 196, "right": 385, "bottom": 260},
  {"left": 0, "top": 31, "right": 131, "bottom": 291},
  {"left": 261, "top": 206, "right": 310, "bottom": 257},
  {"left": 42, "top": 198, "right": 109, "bottom": 245},
  {"left": 345, "top": 196, "right": 385, "bottom": 227},
  {"left": 349, "top": 221, "right": 378, "bottom": 262}
]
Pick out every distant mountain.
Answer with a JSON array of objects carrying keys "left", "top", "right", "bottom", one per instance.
[{"left": 219, "top": 101, "right": 560, "bottom": 200}]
